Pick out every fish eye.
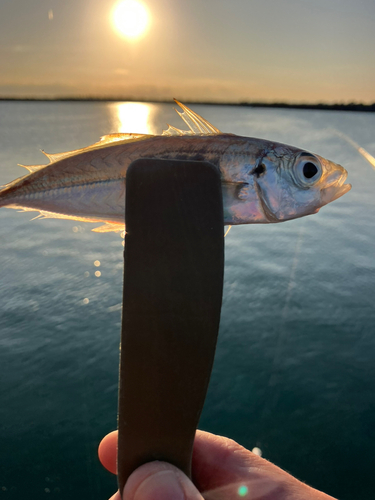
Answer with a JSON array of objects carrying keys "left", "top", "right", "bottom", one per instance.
[
  {"left": 303, "top": 162, "right": 318, "bottom": 179},
  {"left": 295, "top": 153, "right": 322, "bottom": 186}
]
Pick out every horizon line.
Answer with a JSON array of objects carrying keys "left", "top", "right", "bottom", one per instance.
[{"left": 0, "top": 97, "right": 374, "bottom": 112}]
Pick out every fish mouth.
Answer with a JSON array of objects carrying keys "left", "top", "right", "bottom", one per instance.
[{"left": 320, "top": 169, "right": 351, "bottom": 206}]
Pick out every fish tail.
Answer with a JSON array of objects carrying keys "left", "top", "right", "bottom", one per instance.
[
  {"left": 0, "top": 169, "right": 34, "bottom": 208},
  {"left": 0, "top": 186, "right": 19, "bottom": 209},
  {"left": 0, "top": 183, "right": 12, "bottom": 208}
]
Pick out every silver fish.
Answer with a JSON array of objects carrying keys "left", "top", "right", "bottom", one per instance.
[{"left": 0, "top": 101, "right": 351, "bottom": 233}]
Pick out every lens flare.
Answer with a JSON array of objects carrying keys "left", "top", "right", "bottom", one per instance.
[
  {"left": 112, "top": 0, "right": 149, "bottom": 39},
  {"left": 238, "top": 485, "right": 248, "bottom": 497}
]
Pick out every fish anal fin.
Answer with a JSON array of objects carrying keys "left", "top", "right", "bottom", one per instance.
[
  {"left": 7, "top": 205, "right": 126, "bottom": 236},
  {"left": 8, "top": 205, "right": 104, "bottom": 224},
  {"left": 32, "top": 209, "right": 125, "bottom": 234},
  {"left": 92, "top": 222, "right": 125, "bottom": 234}
]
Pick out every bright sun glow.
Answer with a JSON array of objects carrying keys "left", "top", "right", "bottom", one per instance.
[
  {"left": 112, "top": 0, "right": 149, "bottom": 39},
  {"left": 115, "top": 102, "right": 152, "bottom": 134}
]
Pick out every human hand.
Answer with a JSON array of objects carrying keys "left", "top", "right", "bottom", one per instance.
[{"left": 98, "top": 430, "right": 337, "bottom": 500}]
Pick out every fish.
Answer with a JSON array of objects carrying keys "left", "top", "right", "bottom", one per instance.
[{"left": 0, "top": 100, "right": 351, "bottom": 233}]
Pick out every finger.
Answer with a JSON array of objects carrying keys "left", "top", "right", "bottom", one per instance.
[
  {"left": 192, "top": 431, "right": 336, "bottom": 499},
  {"left": 98, "top": 433, "right": 203, "bottom": 499},
  {"left": 108, "top": 492, "right": 121, "bottom": 500},
  {"left": 123, "top": 461, "right": 204, "bottom": 500},
  {"left": 192, "top": 430, "right": 282, "bottom": 493},
  {"left": 98, "top": 429, "right": 335, "bottom": 499},
  {"left": 98, "top": 430, "right": 118, "bottom": 474},
  {"left": 98, "top": 429, "right": 285, "bottom": 488}
]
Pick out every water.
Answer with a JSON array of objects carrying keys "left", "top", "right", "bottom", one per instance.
[{"left": 0, "top": 101, "right": 374, "bottom": 500}]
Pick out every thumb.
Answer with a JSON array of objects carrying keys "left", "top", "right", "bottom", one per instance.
[{"left": 122, "top": 461, "right": 204, "bottom": 500}]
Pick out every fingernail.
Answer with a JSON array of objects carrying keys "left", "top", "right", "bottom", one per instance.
[{"left": 132, "top": 470, "right": 185, "bottom": 500}]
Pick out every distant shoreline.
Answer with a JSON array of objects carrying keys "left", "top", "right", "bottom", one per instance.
[{"left": 1, "top": 97, "right": 374, "bottom": 112}]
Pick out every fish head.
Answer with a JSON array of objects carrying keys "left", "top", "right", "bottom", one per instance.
[{"left": 252, "top": 146, "right": 351, "bottom": 222}]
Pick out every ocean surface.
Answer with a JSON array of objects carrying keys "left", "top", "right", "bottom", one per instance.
[{"left": 0, "top": 101, "right": 374, "bottom": 500}]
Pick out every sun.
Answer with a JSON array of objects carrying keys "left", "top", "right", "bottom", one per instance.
[{"left": 112, "top": 0, "right": 149, "bottom": 39}]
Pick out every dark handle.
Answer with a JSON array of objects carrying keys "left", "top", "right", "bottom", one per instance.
[{"left": 117, "top": 159, "right": 224, "bottom": 495}]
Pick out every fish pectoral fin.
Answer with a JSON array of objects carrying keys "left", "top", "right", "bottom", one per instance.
[
  {"left": 162, "top": 100, "right": 222, "bottom": 136},
  {"left": 92, "top": 222, "right": 125, "bottom": 235}
]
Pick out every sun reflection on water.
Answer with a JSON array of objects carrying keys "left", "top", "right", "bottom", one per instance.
[{"left": 114, "top": 102, "right": 153, "bottom": 134}]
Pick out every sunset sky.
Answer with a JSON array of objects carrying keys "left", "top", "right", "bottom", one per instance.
[{"left": 1, "top": 0, "right": 374, "bottom": 103}]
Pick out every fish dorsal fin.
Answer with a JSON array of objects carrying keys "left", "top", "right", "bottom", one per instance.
[
  {"left": 162, "top": 100, "right": 222, "bottom": 136},
  {"left": 41, "top": 133, "right": 151, "bottom": 164},
  {"left": 16, "top": 133, "right": 151, "bottom": 173},
  {"left": 17, "top": 101, "right": 221, "bottom": 173},
  {"left": 99, "top": 133, "right": 147, "bottom": 144},
  {"left": 18, "top": 164, "right": 46, "bottom": 173},
  {"left": 41, "top": 150, "right": 72, "bottom": 163},
  {"left": 162, "top": 124, "right": 194, "bottom": 137},
  {"left": 174, "top": 100, "right": 222, "bottom": 134}
]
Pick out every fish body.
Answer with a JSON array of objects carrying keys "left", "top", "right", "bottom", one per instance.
[{"left": 0, "top": 101, "right": 351, "bottom": 232}]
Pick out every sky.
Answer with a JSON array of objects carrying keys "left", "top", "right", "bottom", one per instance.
[{"left": 0, "top": 0, "right": 374, "bottom": 103}]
